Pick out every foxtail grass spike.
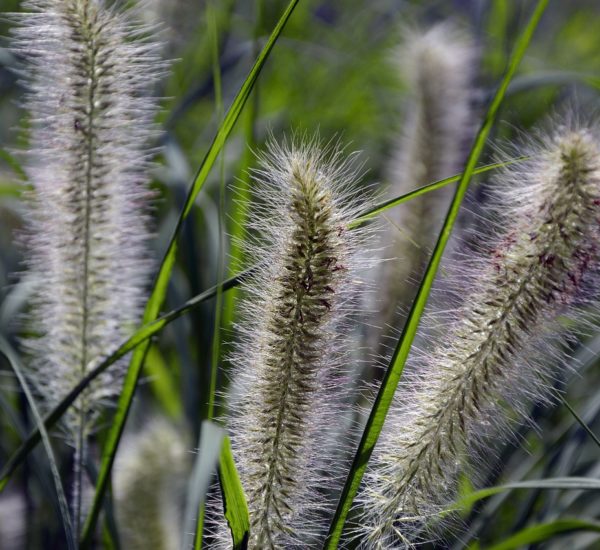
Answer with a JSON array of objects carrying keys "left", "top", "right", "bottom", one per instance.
[
  {"left": 12, "top": 0, "right": 163, "bottom": 531},
  {"left": 217, "top": 137, "right": 377, "bottom": 548},
  {"left": 14, "top": 0, "right": 162, "bottom": 435},
  {"left": 360, "top": 122, "right": 600, "bottom": 548},
  {"left": 114, "top": 419, "right": 190, "bottom": 550},
  {"left": 378, "top": 22, "right": 476, "bottom": 341}
]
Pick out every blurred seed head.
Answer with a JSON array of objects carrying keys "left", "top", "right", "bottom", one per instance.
[
  {"left": 374, "top": 22, "right": 477, "bottom": 351},
  {"left": 114, "top": 418, "right": 190, "bottom": 550},
  {"left": 12, "top": 0, "right": 164, "bottom": 437}
]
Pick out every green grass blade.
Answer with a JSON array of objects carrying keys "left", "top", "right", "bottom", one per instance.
[
  {"left": 505, "top": 70, "right": 600, "bottom": 96},
  {"left": 0, "top": 337, "right": 76, "bottom": 550},
  {"left": 349, "top": 158, "right": 527, "bottom": 229},
  {"left": 195, "top": 4, "right": 227, "bottom": 546},
  {"left": 207, "top": 0, "right": 226, "bottom": 424},
  {"left": 180, "top": 421, "right": 224, "bottom": 550},
  {"left": 79, "top": 2, "right": 299, "bottom": 545},
  {"left": 324, "top": 2, "right": 548, "bottom": 546},
  {"left": 222, "top": 0, "right": 263, "bottom": 332},
  {"left": 0, "top": 181, "right": 23, "bottom": 197},
  {"left": 560, "top": 396, "right": 600, "bottom": 449},
  {"left": 83, "top": 456, "right": 121, "bottom": 550},
  {"left": 452, "top": 477, "right": 600, "bottom": 513},
  {"left": 486, "top": 519, "right": 600, "bottom": 550},
  {"left": 144, "top": 344, "right": 183, "bottom": 419},
  {"left": 218, "top": 436, "right": 250, "bottom": 549},
  {"left": 181, "top": 0, "right": 299, "bottom": 223},
  {"left": 0, "top": 148, "right": 26, "bottom": 180}
]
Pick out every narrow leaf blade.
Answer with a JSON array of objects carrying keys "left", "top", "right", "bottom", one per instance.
[
  {"left": 486, "top": 519, "right": 600, "bottom": 550},
  {"left": 0, "top": 338, "right": 76, "bottom": 550},
  {"left": 324, "top": 2, "right": 549, "bottom": 546},
  {"left": 452, "top": 477, "right": 600, "bottom": 513},
  {"left": 181, "top": 421, "right": 224, "bottom": 550},
  {"left": 218, "top": 436, "right": 250, "bottom": 549},
  {"left": 79, "top": 1, "right": 300, "bottom": 545},
  {"left": 349, "top": 158, "right": 526, "bottom": 229}
]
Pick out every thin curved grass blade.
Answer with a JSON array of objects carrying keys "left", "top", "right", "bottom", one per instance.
[
  {"left": 486, "top": 519, "right": 600, "bottom": 550},
  {"left": 451, "top": 477, "right": 600, "bottom": 514},
  {"left": 79, "top": 1, "right": 300, "bottom": 545},
  {"left": 0, "top": 337, "right": 76, "bottom": 550},
  {"left": 505, "top": 70, "right": 600, "bottom": 97},
  {"left": 349, "top": 158, "right": 526, "bottom": 229},
  {"left": 560, "top": 396, "right": 600, "bottom": 449},
  {"left": 324, "top": 2, "right": 549, "bottom": 547}
]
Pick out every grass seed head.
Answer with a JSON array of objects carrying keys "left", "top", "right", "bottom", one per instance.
[
  {"left": 376, "top": 22, "right": 477, "bottom": 348},
  {"left": 114, "top": 419, "right": 190, "bottom": 550},
  {"left": 218, "top": 136, "right": 377, "bottom": 549},
  {"left": 13, "top": 0, "right": 163, "bottom": 437},
  {"left": 359, "top": 120, "right": 600, "bottom": 548}
]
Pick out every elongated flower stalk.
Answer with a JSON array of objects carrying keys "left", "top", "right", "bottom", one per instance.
[
  {"left": 221, "top": 138, "right": 376, "bottom": 548},
  {"left": 360, "top": 123, "right": 600, "bottom": 548},
  {"left": 377, "top": 23, "right": 475, "bottom": 343},
  {"left": 12, "top": 0, "right": 162, "bottom": 531}
]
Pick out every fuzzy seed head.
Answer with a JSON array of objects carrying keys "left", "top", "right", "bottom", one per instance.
[
  {"left": 390, "top": 22, "right": 476, "bottom": 201},
  {"left": 114, "top": 419, "right": 190, "bottom": 550},
  {"left": 219, "top": 138, "right": 376, "bottom": 549},
  {"left": 12, "top": 0, "right": 163, "bottom": 435},
  {"left": 377, "top": 23, "right": 476, "bottom": 344},
  {"left": 360, "top": 122, "right": 600, "bottom": 548}
]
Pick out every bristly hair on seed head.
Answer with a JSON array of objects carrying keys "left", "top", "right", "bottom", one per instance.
[
  {"left": 11, "top": 0, "right": 165, "bottom": 437},
  {"left": 211, "top": 135, "right": 380, "bottom": 548},
  {"left": 357, "top": 117, "right": 600, "bottom": 548}
]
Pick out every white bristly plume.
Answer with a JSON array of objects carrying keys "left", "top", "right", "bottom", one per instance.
[
  {"left": 359, "top": 121, "right": 600, "bottom": 548},
  {"left": 215, "top": 137, "right": 377, "bottom": 549},
  {"left": 12, "top": 0, "right": 163, "bottom": 530}
]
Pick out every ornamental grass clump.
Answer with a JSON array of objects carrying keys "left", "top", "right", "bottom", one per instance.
[
  {"left": 360, "top": 122, "right": 600, "bottom": 548},
  {"left": 220, "top": 138, "right": 376, "bottom": 549},
  {"left": 12, "top": 0, "right": 162, "bottom": 531}
]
